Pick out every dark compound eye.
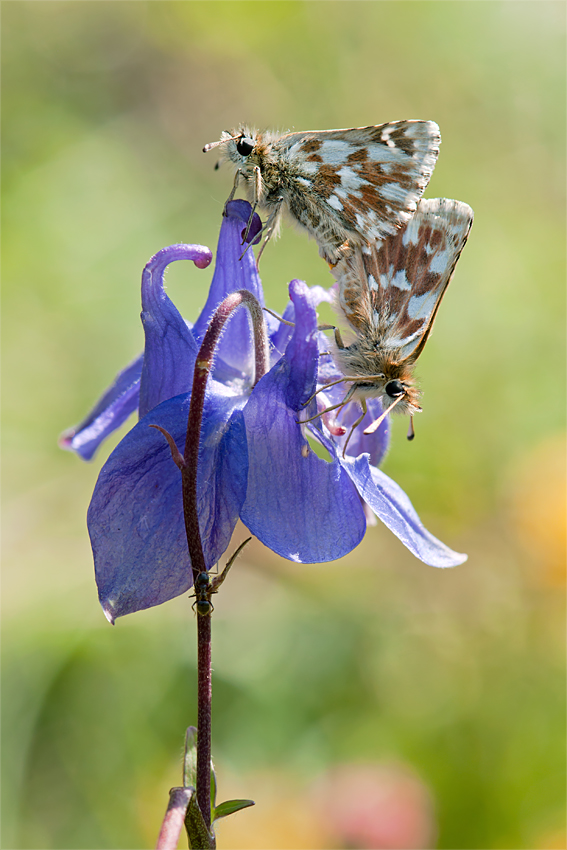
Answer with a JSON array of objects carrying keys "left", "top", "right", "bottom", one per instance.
[
  {"left": 236, "top": 136, "right": 255, "bottom": 156},
  {"left": 385, "top": 380, "right": 405, "bottom": 399}
]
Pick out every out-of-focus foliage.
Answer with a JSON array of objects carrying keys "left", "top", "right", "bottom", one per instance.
[{"left": 2, "top": 2, "right": 565, "bottom": 849}]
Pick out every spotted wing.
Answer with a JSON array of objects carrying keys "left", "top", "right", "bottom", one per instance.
[
  {"left": 279, "top": 121, "right": 441, "bottom": 245},
  {"left": 337, "top": 198, "right": 474, "bottom": 360}
]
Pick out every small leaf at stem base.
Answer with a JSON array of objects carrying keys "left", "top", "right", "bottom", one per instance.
[
  {"left": 213, "top": 798, "right": 255, "bottom": 821},
  {"left": 183, "top": 727, "right": 198, "bottom": 789},
  {"left": 184, "top": 792, "right": 215, "bottom": 850}
]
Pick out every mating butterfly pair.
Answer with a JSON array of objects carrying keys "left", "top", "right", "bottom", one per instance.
[{"left": 204, "top": 123, "right": 473, "bottom": 437}]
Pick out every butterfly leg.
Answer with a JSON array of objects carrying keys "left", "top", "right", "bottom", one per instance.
[
  {"left": 302, "top": 377, "right": 355, "bottom": 408},
  {"left": 241, "top": 166, "right": 262, "bottom": 244},
  {"left": 255, "top": 199, "right": 284, "bottom": 261},
  {"left": 239, "top": 199, "right": 284, "bottom": 261},
  {"left": 299, "top": 399, "right": 347, "bottom": 425},
  {"left": 263, "top": 316, "right": 346, "bottom": 354},
  {"left": 314, "top": 323, "right": 346, "bottom": 348},
  {"left": 341, "top": 399, "right": 368, "bottom": 457},
  {"left": 299, "top": 384, "right": 357, "bottom": 423},
  {"left": 225, "top": 168, "right": 242, "bottom": 210},
  {"left": 334, "top": 327, "right": 345, "bottom": 349},
  {"left": 263, "top": 307, "right": 295, "bottom": 327},
  {"left": 264, "top": 308, "right": 333, "bottom": 333}
]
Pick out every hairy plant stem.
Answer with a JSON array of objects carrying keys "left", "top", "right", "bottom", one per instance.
[{"left": 179, "top": 289, "right": 268, "bottom": 840}]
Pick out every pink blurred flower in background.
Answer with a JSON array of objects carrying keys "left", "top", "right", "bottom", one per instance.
[{"left": 312, "top": 762, "right": 436, "bottom": 850}]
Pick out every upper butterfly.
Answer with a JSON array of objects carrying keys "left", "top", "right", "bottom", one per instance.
[
  {"left": 325, "top": 197, "right": 473, "bottom": 441},
  {"left": 203, "top": 122, "right": 441, "bottom": 263}
]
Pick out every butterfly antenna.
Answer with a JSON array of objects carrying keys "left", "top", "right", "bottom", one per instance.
[
  {"left": 407, "top": 416, "right": 415, "bottom": 441},
  {"left": 203, "top": 133, "right": 241, "bottom": 153}
]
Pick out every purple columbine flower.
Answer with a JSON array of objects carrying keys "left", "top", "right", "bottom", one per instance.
[{"left": 62, "top": 201, "right": 466, "bottom": 622}]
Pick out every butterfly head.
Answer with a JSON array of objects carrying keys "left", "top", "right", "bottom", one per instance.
[
  {"left": 352, "top": 367, "right": 421, "bottom": 417},
  {"left": 333, "top": 341, "right": 422, "bottom": 417},
  {"left": 223, "top": 128, "right": 256, "bottom": 157},
  {"left": 204, "top": 128, "right": 266, "bottom": 174}
]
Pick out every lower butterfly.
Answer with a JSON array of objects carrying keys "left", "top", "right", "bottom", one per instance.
[{"left": 312, "top": 198, "right": 473, "bottom": 447}]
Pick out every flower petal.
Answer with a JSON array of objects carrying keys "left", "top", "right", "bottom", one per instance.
[
  {"left": 341, "top": 455, "right": 467, "bottom": 567},
  {"left": 192, "top": 200, "right": 269, "bottom": 378},
  {"left": 139, "top": 244, "right": 212, "bottom": 416},
  {"left": 59, "top": 354, "right": 143, "bottom": 461},
  {"left": 89, "top": 387, "right": 248, "bottom": 621},
  {"left": 240, "top": 279, "right": 366, "bottom": 562},
  {"left": 270, "top": 282, "right": 335, "bottom": 359},
  {"left": 269, "top": 299, "right": 296, "bottom": 358},
  {"left": 195, "top": 386, "right": 249, "bottom": 560}
]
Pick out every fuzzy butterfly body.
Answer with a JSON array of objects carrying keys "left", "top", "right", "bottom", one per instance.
[
  {"left": 330, "top": 197, "right": 474, "bottom": 426},
  {"left": 204, "top": 121, "right": 441, "bottom": 263}
]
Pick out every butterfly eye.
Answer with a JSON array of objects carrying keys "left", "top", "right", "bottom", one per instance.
[
  {"left": 236, "top": 136, "right": 255, "bottom": 156},
  {"left": 385, "top": 380, "right": 405, "bottom": 399}
]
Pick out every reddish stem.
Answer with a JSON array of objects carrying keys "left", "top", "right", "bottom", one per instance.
[
  {"left": 182, "top": 289, "right": 268, "bottom": 582},
  {"left": 155, "top": 788, "right": 193, "bottom": 850},
  {"left": 180, "top": 289, "right": 268, "bottom": 832},
  {"left": 196, "top": 613, "right": 213, "bottom": 830}
]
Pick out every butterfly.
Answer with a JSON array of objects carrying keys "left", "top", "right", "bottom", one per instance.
[
  {"left": 203, "top": 121, "right": 441, "bottom": 263},
  {"left": 311, "top": 197, "right": 473, "bottom": 445}
]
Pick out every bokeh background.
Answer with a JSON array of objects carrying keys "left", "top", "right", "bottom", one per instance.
[{"left": 3, "top": 2, "right": 565, "bottom": 848}]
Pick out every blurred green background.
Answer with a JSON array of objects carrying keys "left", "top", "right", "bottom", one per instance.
[{"left": 2, "top": 2, "right": 565, "bottom": 848}]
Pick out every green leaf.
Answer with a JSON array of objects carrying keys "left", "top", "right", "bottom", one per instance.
[
  {"left": 210, "top": 761, "right": 217, "bottom": 809},
  {"left": 183, "top": 726, "right": 198, "bottom": 789},
  {"left": 212, "top": 798, "right": 255, "bottom": 821},
  {"left": 184, "top": 792, "right": 214, "bottom": 850}
]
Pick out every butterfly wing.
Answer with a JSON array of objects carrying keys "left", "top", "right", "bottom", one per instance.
[
  {"left": 369, "top": 198, "right": 474, "bottom": 360},
  {"left": 278, "top": 121, "right": 441, "bottom": 246},
  {"left": 336, "top": 198, "right": 473, "bottom": 361}
]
